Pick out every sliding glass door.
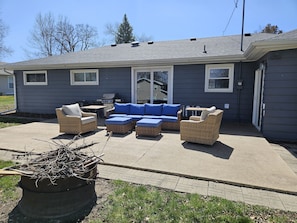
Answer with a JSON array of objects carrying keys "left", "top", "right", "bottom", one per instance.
[{"left": 132, "top": 67, "right": 173, "bottom": 104}]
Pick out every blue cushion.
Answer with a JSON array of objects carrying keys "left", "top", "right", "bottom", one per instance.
[
  {"left": 142, "top": 115, "right": 161, "bottom": 119},
  {"left": 105, "top": 117, "right": 132, "bottom": 125},
  {"left": 160, "top": 115, "right": 178, "bottom": 123},
  {"left": 162, "top": 104, "right": 180, "bottom": 116},
  {"left": 114, "top": 103, "right": 130, "bottom": 114},
  {"left": 127, "top": 114, "right": 143, "bottom": 121},
  {"left": 130, "top": 104, "right": 145, "bottom": 115},
  {"left": 109, "top": 114, "right": 127, "bottom": 118},
  {"left": 145, "top": 104, "right": 163, "bottom": 115},
  {"left": 137, "top": 118, "right": 162, "bottom": 127}
]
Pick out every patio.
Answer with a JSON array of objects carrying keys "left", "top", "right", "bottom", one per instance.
[{"left": 0, "top": 118, "right": 296, "bottom": 196}]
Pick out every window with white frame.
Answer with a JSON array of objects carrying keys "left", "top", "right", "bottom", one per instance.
[
  {"left": 70, "top": 69, "right": 99, "bottom": 85},
  {"left": 205, "top": 64, "right": 234, "bottom": 92},
  {"left": 23, "top": 71, "right": 48, "bottom": 85}
]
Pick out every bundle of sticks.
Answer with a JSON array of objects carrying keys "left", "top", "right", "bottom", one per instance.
[{"left": 3, "top": 138, "right": 103, "bottom": 186}]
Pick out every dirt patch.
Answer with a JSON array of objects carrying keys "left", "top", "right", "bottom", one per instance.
[{"left": 0, "top": 178, "right": 113, "bottom": 223}]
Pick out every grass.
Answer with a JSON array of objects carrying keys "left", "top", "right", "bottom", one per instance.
[
  {"left": 0, "top": 95, "right": 15, "bottom": 112},
  {"left": 0, "top": 160, "right": 20, "bottom": 201},
  {"left": 95, "top": 180, "right": 296, "bottom": 223}
]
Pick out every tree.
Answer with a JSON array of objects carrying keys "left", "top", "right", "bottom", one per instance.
[
  {"left": 105, "top": 14, "right": 152, "bottom": 44},
  {"left": 28, "top": 13, "right": 56, "bottom": 57},
  {"left": 27, "top": 12, "right": 98, "bottom": 58},
  {"left": 261, "top": 24, "right": 283, "bottom": 34},
  {"left": 115, "top": 14, "right": 135, "bottom": 44},
  {"left": 0, "top": 18, "right": 12, "bottom": 59}
]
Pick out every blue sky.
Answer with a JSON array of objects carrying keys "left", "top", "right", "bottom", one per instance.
[{"left": 1, "top": 0, "right": 297, "bottom": 62}]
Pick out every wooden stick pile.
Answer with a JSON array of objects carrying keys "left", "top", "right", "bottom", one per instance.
[{"left": 7, "top": 138, "right": 103, "bottom": 186}]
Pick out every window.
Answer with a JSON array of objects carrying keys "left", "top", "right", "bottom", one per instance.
[
  {"left": 205, "top": 64, "right": 234, "bottom": 92},
  {"left": 70, "top": 69, "right": 99, "bottom": 85},
  {"left": 23, "top": 71, "right": 47, "bottom": 85},
  {"left": 8, "top": 76, "right": 14, "bottom": 89}
]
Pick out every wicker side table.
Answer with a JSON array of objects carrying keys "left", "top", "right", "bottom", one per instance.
[
  {"left": 136, "top": 119, "right": 162, "bottom": 137},
  {"left": 105, "top": 117, "right": 133, "bottom": 134}
]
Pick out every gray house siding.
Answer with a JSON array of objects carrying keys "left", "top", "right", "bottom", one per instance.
[
  {"left": 0, "top": 75, "right": 13, "bottom": 95},
  {"left": 173, "top": 62, "right": 257, "bottom": 122},
  {"left": 261, "top": 49, "right": 297, "bottom": 142},
  {"left": 15, "top": 67, "right": 131, "bottom": 114}
]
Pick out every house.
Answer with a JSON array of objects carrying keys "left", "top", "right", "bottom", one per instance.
[
  {"left": 4, "top": 29, "right": 297, "bottom": 142},
  {"left": 0, "top": 62, "right": 14, "bottom": 95}
]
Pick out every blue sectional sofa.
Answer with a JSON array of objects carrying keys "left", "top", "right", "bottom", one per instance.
[{"left": 106, "top": 103, "right": 182, "bottom": 130}]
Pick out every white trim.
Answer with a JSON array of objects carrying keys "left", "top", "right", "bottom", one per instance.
[
  {"left": 70, "top": 69, "right": 99, "bottom": 85},
  {"left": 204, "top": 64, "right": 234, "bottom": 93},
  {"left": 131, "top": 66, "right": 173, "bottom": 103},
  {"left": 23, "top": 70, "right": 48, "bottom": 85}
]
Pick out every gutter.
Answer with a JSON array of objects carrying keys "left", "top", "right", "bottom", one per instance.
[{"left": 2, "top": 68, "right": 17, "bottom": 113}]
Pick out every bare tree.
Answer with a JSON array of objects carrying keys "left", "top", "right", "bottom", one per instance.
[
  {"left": 104, "top": 23, "right": 119, "bottom": 43},
  {"left": 28, "top": 12, "right": 56, "bottom": 57},
  {"left": 27, "top": 12, "right": 98, "bottom": 58},
  {"left": 0, "top": 18, "right": 12, "bottom": 59}
]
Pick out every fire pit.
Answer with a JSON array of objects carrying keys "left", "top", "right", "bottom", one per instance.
[{"left": 9, "top": 138, "right": 103, "bottom": 221}]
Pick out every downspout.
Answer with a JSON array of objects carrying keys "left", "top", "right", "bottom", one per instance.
[
  {"left": 237, "top": 61, "right": 243, "bottom": 122},
  {"left": 1, "top": 68, "right": 17, "bottom": 114}
]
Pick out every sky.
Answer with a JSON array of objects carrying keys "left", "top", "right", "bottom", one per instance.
[{"left": 1, "top": 0, "right": 297, "bottom": 63}]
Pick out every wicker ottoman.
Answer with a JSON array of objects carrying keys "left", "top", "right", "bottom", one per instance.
[
  {"left": 105, "top": 117, "right": 133, "bottom": 134},
  {"left": 136, "top": 119, "right": 162, "bottom": 137}
]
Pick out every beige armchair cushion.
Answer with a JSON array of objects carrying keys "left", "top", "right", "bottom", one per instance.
[
  {"left": 200, "top": 106, "right": 216, "bottom": 120},
  {"left": 62, "top": 103, "right": 82, "bottom": 117}
]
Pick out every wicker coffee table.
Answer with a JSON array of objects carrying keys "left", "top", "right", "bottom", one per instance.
[
  {"left": 105, "top": 117, "right": 133, "bottom": 134},
  {"left": 136, "top": 118, "right": 162, "bottom": 137}
]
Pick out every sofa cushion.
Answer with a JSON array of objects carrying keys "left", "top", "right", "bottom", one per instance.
[
  {"left": 109, "top": 114, "right": 127, "bottom": 118},
  {"left": 114, "top": 103, "right": 130, "bottom": 114},
  {"left": 81, "top": 116, "right": 96, "bottom": 125},
  {"left": 105, "top": 117, "right": 132, "bottom": 125},
  {"left": 160, "top": 115, "right": 178, "bottom": 123},
  {"left": 62, "top": 103, "right": 82, "bottom": 117},
  {"left": 127, "top": 115, "right": 143, "bottom": 121},
  {"left": 130, "top": 104, "right": 145, "bottom": 115},
  {"left": 162, "top": 104, "right": 180, "bottom": 116},
  {"left": 136, "top": 118, "right": 162, "bottom": 127},
  {"left": 144, "top": 104, "right": 163, "bottom": 115},
  {"left": 201, "top": 106, "right": 216, "bottom": 120}
]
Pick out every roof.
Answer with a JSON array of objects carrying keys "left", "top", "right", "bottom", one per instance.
[
  {"left": 0, "top": 62, "right": 13, "bottom": 75},
  {"left": 4, "top": 30, "right": 297, "bottom": 70}
]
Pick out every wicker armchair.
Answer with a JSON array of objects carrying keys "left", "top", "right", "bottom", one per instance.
[
  {"left": 180, "top": 109, "right": 223, "bottom": 145},
  {"left": 56, "top": 103, "right": 97, "bottom": 135}
]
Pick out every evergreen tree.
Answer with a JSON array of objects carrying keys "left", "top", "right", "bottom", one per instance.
[
  {"left": 115, "top": 14, "right": 135, "bottom": 44},
  {"left": 261, "top": 24, "right": 283, "bottom": 34}
]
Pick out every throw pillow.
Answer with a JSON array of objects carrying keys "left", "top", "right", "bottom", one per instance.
[
  {"left": 201, "top": 106, "right": 216, "bottom": 120},
  {"left": 62, "top": 103, "right": 82, "bottom": 117}
]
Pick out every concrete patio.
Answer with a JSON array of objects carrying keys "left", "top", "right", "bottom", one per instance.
[{"left": 0, "top": 118, "right": 297, "bottom": 211}]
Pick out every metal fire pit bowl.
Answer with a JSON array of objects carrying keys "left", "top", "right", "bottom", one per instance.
[{"left": 18, "top": 164, "right": 97, "bottom": 221}]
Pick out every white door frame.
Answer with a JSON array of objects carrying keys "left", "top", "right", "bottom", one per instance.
[
  {"left": 131, "top": 66, "right": 174, "bottom": 103},
  {"left": 252, "top": 66, "right": 265, "bottom": 131}
]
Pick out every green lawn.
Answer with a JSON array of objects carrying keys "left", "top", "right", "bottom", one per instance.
[
  {"left": 0, "top": 95, "right": 15, "bottom": 112},
  {"left": 0, "top": 160, "right": 20, "bottom": 201}
]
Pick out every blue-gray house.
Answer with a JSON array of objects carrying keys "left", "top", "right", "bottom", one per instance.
[{"left": 4, "top": 29, "right": 297, "bottom": 142}]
